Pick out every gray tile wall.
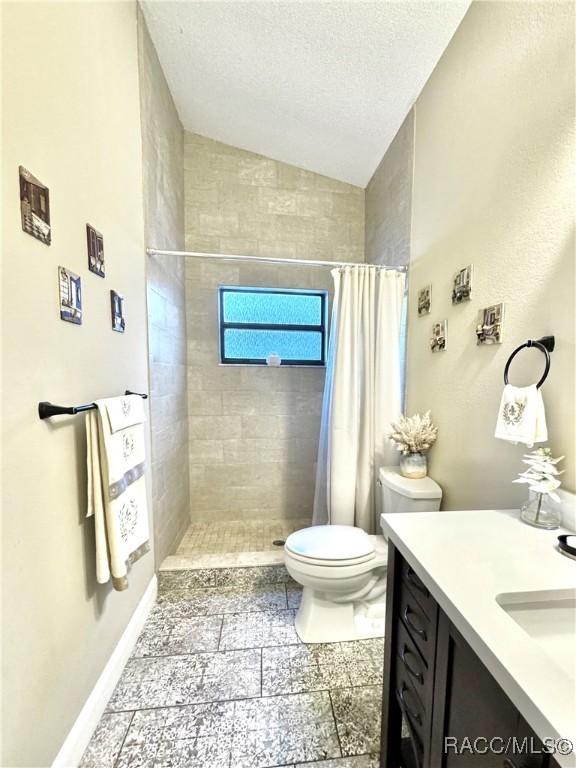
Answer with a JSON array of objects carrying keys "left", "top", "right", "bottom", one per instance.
[
  {"left": 184, "top": 132, "right": 365, "bottom": 521},
  {"left": 139, "top": 10, "right": 190, "bottom": 560},
  {"left": 365, "top": 111, "right": 414, "bottom": 267}
]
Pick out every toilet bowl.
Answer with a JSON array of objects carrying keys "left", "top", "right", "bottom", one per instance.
[
  {"left": 285, "top": 467, "right": 442, "bottom": 643},
  {"left": 284, "top": 525, "right": 387, "bottom": 642}
]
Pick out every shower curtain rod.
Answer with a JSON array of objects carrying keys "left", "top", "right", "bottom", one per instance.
[{"left": 146, "top": 248, "right": 408, "bottom": 271}]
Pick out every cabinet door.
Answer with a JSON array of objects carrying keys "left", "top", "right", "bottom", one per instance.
[{"left": 430, "top": 614, "right": 549, "bottom": 768}]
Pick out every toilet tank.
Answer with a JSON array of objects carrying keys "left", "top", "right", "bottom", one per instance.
[{"left": 379, "top": 466, "right": 442, "bottom": 516}]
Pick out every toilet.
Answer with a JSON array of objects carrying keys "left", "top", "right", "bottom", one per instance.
[{"left": 284, "top": 466, "right": 442, "bottom": 643}]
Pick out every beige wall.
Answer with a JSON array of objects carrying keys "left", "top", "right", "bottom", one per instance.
[
  {"left": 1, "top": 3, "right": 154, "bottom": 765},
  {"left": 406, "top": 1, "right": 575, "bottom": 509},
  {"left": 184, "top": 132, "right": 364, "bottom": 521},
  {"left": 138, "top": 8, "right": 190, "bottom": 563},
  {"left": 365, "top": 111, "right": 415, "bottom": 267}
]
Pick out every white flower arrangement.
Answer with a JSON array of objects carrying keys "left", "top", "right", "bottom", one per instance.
[
  {"left": 388, "top": 411, "right": 438, "bottom": 455},
  {"left": 513, "top": 448, "right": 564, "bottom": 501}
]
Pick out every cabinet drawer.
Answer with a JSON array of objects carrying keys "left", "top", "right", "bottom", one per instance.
[
  {"left": 399, "top": 582, "right": 434, "bottom": 663},
  {"left": 396, "top": 615, "right": 431, "bottom": 708},
  {"left": 394, "top": 663, "right": 427, "bottom": 750},
  {"left": 401, "top": 559, "right": 435, "bottom": 620}
]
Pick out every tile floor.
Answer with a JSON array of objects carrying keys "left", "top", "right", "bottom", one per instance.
[
  {"left": 176, "top": 519, "right": 312, "bottom": 555},
  {"left": 80, "top": 564, "right": 383, "bottom": 768}
]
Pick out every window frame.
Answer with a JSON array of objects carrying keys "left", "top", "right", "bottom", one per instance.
[{"left": 218, "top": 285, "right": 328, "bottom": 367}]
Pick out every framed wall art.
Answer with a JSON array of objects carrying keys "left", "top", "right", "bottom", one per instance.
[
  {"left": 430, "top": 320, "right": 447, "bottom": 352},
  {"left": 417, "top": 285, "right": 431, "bottom": 316},
  {"left": 476, "top": 303, "right": 504, "bottom": 345},
  {"left": 110, "top": 290, "right": 125, "bottom": 333},
  {"left": 86, "top": 224, "right": 105, "bottom": 277},
  {"left": 452, "top": 265, "right": 473, "bottom": 304},
  {"left": 19, "top": 166, "right": 51, "bottom": 245},
  {"left": 58, "top": 266, "right": 82, "bottom": 325}
]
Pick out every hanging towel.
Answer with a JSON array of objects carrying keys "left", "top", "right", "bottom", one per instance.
[
  {"left": 494, "top": 384, "right": 547, "bottom": 447},
  {"left": 86, "top": 394, "right": 150, "bottom": 590}
]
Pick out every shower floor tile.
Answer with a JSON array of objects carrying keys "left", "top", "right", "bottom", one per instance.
[
  {"left": 81, "top": 564, "right": 384, "bottom": 768},
  {"left": 176, "top": 517, "right": 311, "bottom": 556}
]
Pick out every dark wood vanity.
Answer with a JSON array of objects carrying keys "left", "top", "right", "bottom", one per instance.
[{"left": 381, "top": 544, "right": 561, "bottom": 768}]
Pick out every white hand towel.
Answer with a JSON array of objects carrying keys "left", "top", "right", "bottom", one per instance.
[
  {"left": 494, "top": 384, "right": 547, "bottom": 447},
  {"left": 86, "top": 395, "right": 150, "bottom": 590}
]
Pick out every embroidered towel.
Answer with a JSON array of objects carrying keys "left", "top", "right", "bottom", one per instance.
[
  {"left": 494, "top": 384, "right": 547, "bottom": 447},
  {"left": 86, "top": 394, "right": 150, "bottom": 590}
]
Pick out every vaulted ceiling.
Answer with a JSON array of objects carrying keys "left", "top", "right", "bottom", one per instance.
[{"left": 141, "top": 1, "right": 471, "bottom": 187}]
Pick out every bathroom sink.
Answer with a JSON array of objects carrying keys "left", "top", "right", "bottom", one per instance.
[{"left": 496, "top": 589, "right": 576, "bottom": 681}]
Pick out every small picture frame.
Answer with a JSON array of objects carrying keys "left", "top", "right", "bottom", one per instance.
[
  {"left": 452, "top": 265, "right": 473, "bottom": 304},
  {"left": 430, "top": 320, "right": 447, "bottom": 352},
  {"left": 19, "top": 166, "right": 51, "bottom": 245},
  {"left": 58, "top": 266, "right": 82, "bottom": 325},
  {"left": 86, "top": 224, "right": 105, "bottom": 277},
  {"left": 417, "top": 285, "right": 432, "bottom": 316},
  {"left": 476, "top": 303, "right": 504, "bottom": 345},
  {"left": 110, "top": 290, "right": 125, "bottom": 333}
]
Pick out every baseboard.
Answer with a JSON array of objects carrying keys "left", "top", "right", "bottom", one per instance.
[{"left": 52, "top": 574, "right": 157, "bottom": 768}]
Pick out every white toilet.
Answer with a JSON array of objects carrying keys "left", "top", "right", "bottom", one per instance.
[{"left": 284, "top": 466, "right": 442, "bottom": 643}]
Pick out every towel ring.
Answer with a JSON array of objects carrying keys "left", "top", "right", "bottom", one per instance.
[{"left": 503, "top": 336, "right": 555, "bottom": 389}]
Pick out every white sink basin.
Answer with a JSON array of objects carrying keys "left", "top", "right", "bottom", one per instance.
[{"left": 496, "top": 589, "right": 576, "bottom": 681}]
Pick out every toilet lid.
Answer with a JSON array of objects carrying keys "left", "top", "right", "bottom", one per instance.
[{"left": 285, "top": 525, "right": 375, "bottom": 562}]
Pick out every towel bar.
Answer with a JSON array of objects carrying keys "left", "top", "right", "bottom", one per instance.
[
  {"left": 503, "top": 336, "right": 555, "bottom": 389},
  {"left": 38, "top": 391, "right": 148, "bottom": 420}
]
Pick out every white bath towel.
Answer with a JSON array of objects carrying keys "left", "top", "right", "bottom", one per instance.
[
  {"left": 494, "top": 384, "right": 547, "bottom": 447},
  {"left": 86, "top": 395, "right": 150, "bottom": 590}
]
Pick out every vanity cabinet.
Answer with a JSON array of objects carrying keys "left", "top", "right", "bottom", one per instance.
[{"left": 381, "top": 545, "right": 554, "bottom": 768}]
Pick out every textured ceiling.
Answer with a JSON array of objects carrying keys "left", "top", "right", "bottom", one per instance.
[{"left": 141, "top": 1, "right": 471, "bottom": 187}]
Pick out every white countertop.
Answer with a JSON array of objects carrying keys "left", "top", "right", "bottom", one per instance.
[{"left": 381, "top": 509, "right": 576, "bottom": 767}]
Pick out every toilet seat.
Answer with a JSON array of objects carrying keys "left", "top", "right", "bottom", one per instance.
[
  {"left": 285, "top": 525, "right": 375, "bottom": 567},
  {"left": 285, "top": 549, "right": 376, "bottom": 567}
]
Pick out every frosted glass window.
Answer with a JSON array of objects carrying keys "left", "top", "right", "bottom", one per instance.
[
  {"left": 218, "top": 286, "right": 327, "bottom": 366},
  {"left": 224, "top": 330, "right": 323, "bottom": 361},
  {"left": 222, "top": 291, "right": 322, "bottom": 326}
]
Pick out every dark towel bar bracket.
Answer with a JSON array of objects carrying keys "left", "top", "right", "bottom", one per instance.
[
  {"left": 38, "top": 391, "right": 148, "bottom": 420},
  {"left": 503, "top": 336, "right": 555, "bottom": 389}
]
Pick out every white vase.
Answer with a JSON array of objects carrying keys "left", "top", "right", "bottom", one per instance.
[{"left": 399, "top": 453, "right": 427, "bottom": 479}]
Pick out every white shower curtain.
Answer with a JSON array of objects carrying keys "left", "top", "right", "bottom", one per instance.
[{"left": 313, "top": 265, "right": 406, "bottom": 533}]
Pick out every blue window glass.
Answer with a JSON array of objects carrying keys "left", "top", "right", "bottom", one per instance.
[{"left": 219, "top": 287, "right": 327, "bottom": 366}]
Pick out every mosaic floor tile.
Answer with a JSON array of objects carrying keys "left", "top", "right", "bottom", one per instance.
[
  {"left": 231, "top": 692, "right": 341, "bottom": 767},
  {"left": 115, "top": 704, "right": 235, "bottom": 768},
  {"left": 85, "top": 565, "right": 386, "bottom": 768},
  {"left": 296, "top": 756, "right": 380, "bottom": 768},
  {"left": 132, "top": 614, "right": 222, "bottom": 657},
  {"left": 106, "top": 649, "right": 261, "bottom": 711},
  {"left": 219, "top": 609, "right": 300, "bottom": 650},
  {"left": 287, "top": 583, "right": 303, "bottom": 609},
  {"left": 156, "top": 583, "right": 288, "bottom": 616},
  {"left": 113, "top": 693, "right": 340, "bottom": 768},
  {"left": 262, "top": 639, "right": 384, "bottom": 695},
  {"left": 158, "top": 564, "right": 291, "bottom": 592},
  {"left": 79, "top": 711, "right": 133, "bottom": 768},
  {"left": 331, "top": 685, "right": 383, "bottom": 757}
]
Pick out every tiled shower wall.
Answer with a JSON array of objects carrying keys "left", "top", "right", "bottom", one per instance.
[
  {"left": 184, "top": 132, "right": 365, "bottom": 522},
  {"left": 365, "top": 110, "right": 414, "bottom": 268},
  {"left": 139, "top": 10, "right": 190, "bottom": 560}
]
